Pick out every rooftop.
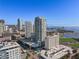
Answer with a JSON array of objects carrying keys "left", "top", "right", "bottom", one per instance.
[
  {"left": 40, "top": 45, "right": 73, "bottom": 59},
  {"left": 0, "top": 42, "right": 20, "bottom": 51},
  {"left": 20, "top": 39, "right": 39, "bottom": 48}
]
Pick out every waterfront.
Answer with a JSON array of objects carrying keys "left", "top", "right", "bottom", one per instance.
[{"left": 64, "top": 32, "right": 79, "bottom": 38}]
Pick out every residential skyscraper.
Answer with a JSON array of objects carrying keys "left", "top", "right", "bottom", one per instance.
[
  {"left": 35, "top": 16, "right": 46, "bottom": 42},
  {"left": 17, "top": 18, "right": 23, "bottom": 31},
  {"left": 25, "top": 21, "right": 33, "bottom": 38},
  {"left": 0, "top": 20, "right": 5, "bottom": 36}
]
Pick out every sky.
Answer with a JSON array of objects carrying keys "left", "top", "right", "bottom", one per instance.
[{"left": 0, "top": 0, "right": 79, "bottom": 26}]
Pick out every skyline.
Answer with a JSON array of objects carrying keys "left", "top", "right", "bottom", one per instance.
[{"left": 0, "top": 0, "right": 79, "bottom": 26}]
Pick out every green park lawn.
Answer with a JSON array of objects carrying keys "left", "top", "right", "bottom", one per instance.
[
  {"left": 69, "top": 44, "right": 79, "bottom": 48},
  {"left": 60, "top": 38, "right": 76, "bottom": 43},
  {"left": 60, "top": 37, "right": 79, "bottom": 48}
]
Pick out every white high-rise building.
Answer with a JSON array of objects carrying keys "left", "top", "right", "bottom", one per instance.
[
  {"left": 25, "top": 21, "right": 33, "bottom": 38},
  {"left": 9, "top": 28, "right": 13, "bottom": 33},
  {"left": 17, "top": 18, "right": 23, "bottom": 31},
  {"left": 5, "top": 26, "right": 9, "bottom": 31},
  {"left": 45, "top": 33, "right": 59, "bottom": 49},
  {"left": 35, "top": 16, "right": 46, "bottom": 42},
  {"left": 0, "top": 42, "right": 22, "bottom": 59},
  {"left": 0, "top": 20, "right": 5, "bottom": 36}
]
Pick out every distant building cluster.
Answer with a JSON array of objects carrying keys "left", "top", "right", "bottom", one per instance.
[{"left": 0, "top": 17, "right": 74, "bottom": 59}]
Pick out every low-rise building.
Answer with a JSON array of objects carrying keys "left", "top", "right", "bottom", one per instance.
[{"left": 40, "top": 45, "right": 73, "bottom": 59}]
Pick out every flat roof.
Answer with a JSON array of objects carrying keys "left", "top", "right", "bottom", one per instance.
[{"left": 20, "top": 39, "right": 39, "bottom": 48}]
